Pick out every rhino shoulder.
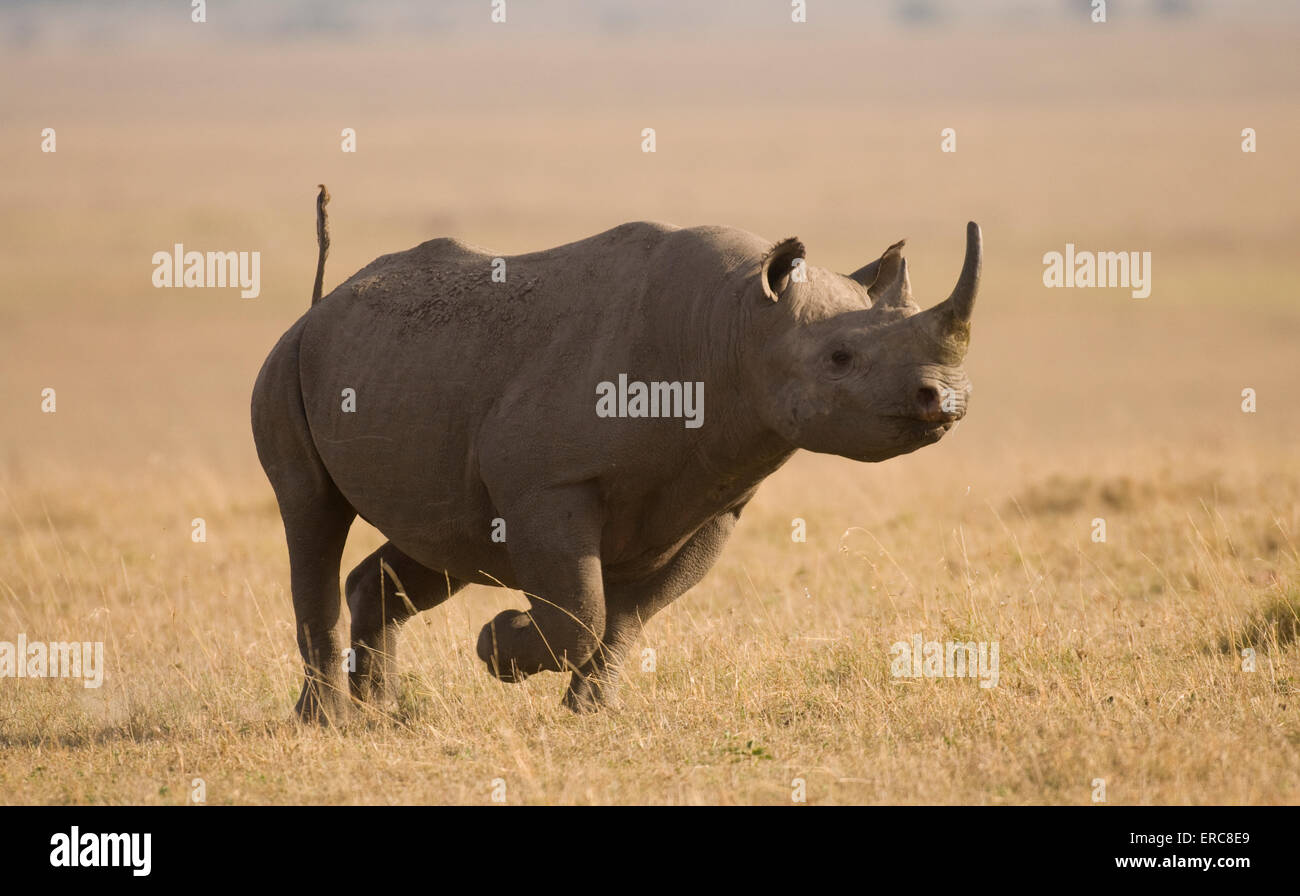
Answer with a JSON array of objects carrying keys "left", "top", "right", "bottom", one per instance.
[{"left": 501, "top": 220, "right": 680, "bottom": 265}]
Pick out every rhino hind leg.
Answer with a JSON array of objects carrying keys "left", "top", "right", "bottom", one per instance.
[
  {"left": 252, "top": 320, "right": 357, "bottom": 724},
  {"left": 284, "top": 498, "right": 355, "bottom": 724},
  {"left": 345, "top": 543, "right": 466, "bottom": 703},
  {"left": 563, "top": 508, "right": 741, "bottom": 713}
]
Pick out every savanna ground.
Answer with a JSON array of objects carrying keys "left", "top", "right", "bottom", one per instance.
[{"left": 1, "top": 15, "right": 1298, "bottom": 804}]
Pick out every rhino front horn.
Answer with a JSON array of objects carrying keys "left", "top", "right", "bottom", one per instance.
[
  {"left": 946, "top": 221, "right": 981, "bottom": 326},
  {"left": 915, "top": 222, "right": 980, "bottom": 362}
]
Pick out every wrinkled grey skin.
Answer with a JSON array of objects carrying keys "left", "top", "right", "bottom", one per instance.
[{"left": 251, "top": 219, "right": 981, "bottom": 721}]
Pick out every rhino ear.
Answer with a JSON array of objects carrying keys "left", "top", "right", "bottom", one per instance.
[
  {"left": 760, "top": 237, "right": 807, "bottom": 302},
  {"left": 848, "top": 239, "right": 913, "bottom": 308}
]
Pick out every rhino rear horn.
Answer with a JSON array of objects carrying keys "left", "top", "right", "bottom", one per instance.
[{"left": 849, "top": 240, "right": 913, "bottom": 309}]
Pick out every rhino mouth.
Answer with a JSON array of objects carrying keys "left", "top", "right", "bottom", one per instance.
[{"left": 892, "top": 415, "right": 957, "bottom": 443}]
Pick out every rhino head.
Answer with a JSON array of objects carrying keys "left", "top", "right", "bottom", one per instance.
[{"left": 751, "top": 222, "right": 981, "bottom": 463}]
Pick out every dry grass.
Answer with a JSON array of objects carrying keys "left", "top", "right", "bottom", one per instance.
[
  {"left": 2, "top": 453, "right": 1297, "bottom": 804},
  {"left": 1, "top": 20, "right": 1298, "bottom": 804}
]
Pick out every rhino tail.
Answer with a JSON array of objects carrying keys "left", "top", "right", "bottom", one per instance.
[{"left": 311, "top": 184, "right": 331, "bottom": 305}]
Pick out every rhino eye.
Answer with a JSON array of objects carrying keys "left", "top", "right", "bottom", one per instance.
[{"left": 830, "top": 349, "right": 853, "bottom": 368}]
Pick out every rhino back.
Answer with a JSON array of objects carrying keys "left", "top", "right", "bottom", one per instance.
[{"left": 295, "top": 221, "right": 684, "bottom": 568}]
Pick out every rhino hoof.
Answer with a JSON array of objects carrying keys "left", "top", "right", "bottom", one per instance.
[
  {"left": 476, "top": 612, "right": 533, "bottom": 683},
  {"left": 294, "top": 678, "right": 344, "bottom": 725},
  {"left": 561, "top": 686, "right": 601, "bottom": 714}
]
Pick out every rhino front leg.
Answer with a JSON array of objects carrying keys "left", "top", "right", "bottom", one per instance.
[
  {"left": 476, "top": 484, "right": 606, "bottom": 682},
  {"left": 564, "top": 508, "right": 740, "bottom": 712},
  {"left": 560, "top": 614, "right": 642, "bottom": 713},
  {"left": 346, "top": 543, "right": 466, "bottom": 703}
]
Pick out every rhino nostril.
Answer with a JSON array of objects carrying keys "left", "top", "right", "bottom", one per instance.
[{"left": 916, "top": 386, "right": 941, "bottom": 418}]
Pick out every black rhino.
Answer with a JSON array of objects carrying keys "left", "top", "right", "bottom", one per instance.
[{"left": 252, "top": 188, "right": 981, "bottom": 720}]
